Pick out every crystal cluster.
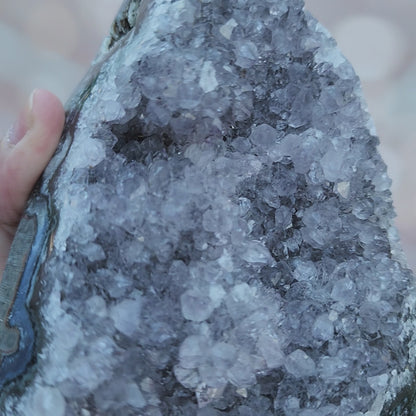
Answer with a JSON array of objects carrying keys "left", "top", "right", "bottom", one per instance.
[{"left": 3, "top": 0, "right": 416, "bottom": 415}]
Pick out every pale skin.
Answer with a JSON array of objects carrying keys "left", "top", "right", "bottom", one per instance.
[{"left": 0, "top": 89, "right": 65, "bottom": 279}]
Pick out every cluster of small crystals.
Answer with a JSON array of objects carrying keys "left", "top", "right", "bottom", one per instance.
[{"left": 5, "top": 0, "right": 416, "bottom": 415}]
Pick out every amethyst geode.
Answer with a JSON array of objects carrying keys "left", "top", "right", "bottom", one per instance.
[{"left": 1, "top": 0, "right": 416, "bottom": 414}]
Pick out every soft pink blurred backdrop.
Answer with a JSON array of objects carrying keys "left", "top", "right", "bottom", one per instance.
[{"left": 0, "top": 1, "right": 415, "bottom": 270}]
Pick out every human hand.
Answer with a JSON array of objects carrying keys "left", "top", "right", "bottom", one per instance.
[{"left": 0, "top": 89, "right": 65, "bottom": 278}]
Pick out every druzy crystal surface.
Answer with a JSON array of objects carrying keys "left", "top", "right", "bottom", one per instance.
[{"left": 2, "top": 0, "right": 416, "bottom": 414}]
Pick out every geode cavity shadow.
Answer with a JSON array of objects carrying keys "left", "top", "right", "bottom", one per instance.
[{"left": 2, "top": 0, "right": 416, "bottom": 415}]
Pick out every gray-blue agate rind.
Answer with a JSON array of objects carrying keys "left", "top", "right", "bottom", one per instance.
[{"left": 1, "top": 0, "right": 416, "bottom": 414}]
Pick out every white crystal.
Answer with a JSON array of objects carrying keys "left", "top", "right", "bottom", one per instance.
[
  {"left": 32, "top": 387, "right": 65, "bottom": 416},
  {"left": 285, "top": 350, "right": 316, "bottom": 377},
  {"left": 219, "top": 18, "right": 238, "bottom": 39},
  {"left": 199, "top": 61, "right": 219, "bottom": 93},
  {"left": 181, "top": 289, "right": 217, "bottom": 322},
  {"left": 257, "top": 333, "right": 285, "bottom": 369},
  {"left": 110, "top": 292, "right": 142, "bottom": 337}
]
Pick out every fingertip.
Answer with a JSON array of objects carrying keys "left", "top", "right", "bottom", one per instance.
[
  {"left": 15, "top": 89, "right": 65, "bottom": 159},
  {"left": 31, "top": 89, "right": 65, "bottom": 140},
  {"left": 3, "top": 89, "right": 65, "bottom": 214}
]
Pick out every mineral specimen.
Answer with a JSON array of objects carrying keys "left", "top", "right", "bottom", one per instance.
[{"left": 1, "top": 0, "right": 416, "bottom": 415}]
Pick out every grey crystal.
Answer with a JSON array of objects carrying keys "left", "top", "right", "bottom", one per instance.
[{"left": 1, "top": 0, "right": 415, "bottom": 415}]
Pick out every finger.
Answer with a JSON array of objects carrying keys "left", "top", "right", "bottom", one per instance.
[{"left": 0, "top": 89, "right": 65, "bottom": 226}]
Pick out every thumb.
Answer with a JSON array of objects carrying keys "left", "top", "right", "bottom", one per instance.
[{"left": 0, "top": 89, "right": 65, "bottom": 231}]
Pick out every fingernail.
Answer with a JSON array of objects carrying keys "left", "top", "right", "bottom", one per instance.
[
  {"left": 5, "top": 89, "right": 37, "bottom": 145},
  {"left": 28, "top": 89, "right": 37, "bottom": 114}
]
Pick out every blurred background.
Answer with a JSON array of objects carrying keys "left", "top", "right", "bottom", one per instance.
[{"left": 0, "top": 0, "right": 415, "bottom": 270}]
